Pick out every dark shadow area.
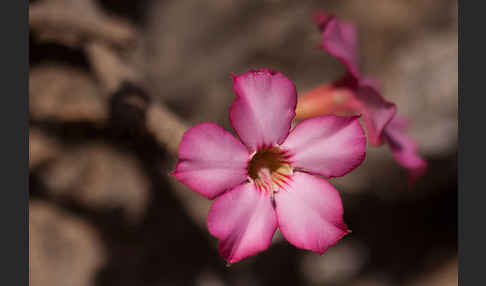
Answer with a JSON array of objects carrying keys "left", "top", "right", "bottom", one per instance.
[
  {"left": 344, "top": 154, "right": 457, "bottom": 285},
  {"left": 97, "top": 0, "right": 151, "bottom": 26},
  {"left": 29, "top": 33, "right": 90, "bottom": 70}
]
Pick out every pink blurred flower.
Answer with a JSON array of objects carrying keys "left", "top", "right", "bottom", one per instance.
[
  {"left": 295, "top": 12, "right": 427, "bottom": 182},
  {"left": 172, "top": 69, "right": 366, "bottom": 264},
  {"left": 314, "top": 12, "right": 396, "bottom": 146}
]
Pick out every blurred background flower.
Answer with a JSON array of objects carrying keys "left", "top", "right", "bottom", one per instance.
[{"left": 29, "top": 0, "right": 457, "bottom": 285}]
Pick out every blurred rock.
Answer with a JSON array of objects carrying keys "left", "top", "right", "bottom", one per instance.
[
  {"left": 39, "top": 144, "right": 150, "bottom": 222},
  {"left": 144, "top": 0, "right": 319, "bottom": 124},
  {"left": 29, "top": 128, "right": 60, "bottom": 169},
  {"left": 196, "top": 270, "right": 225, "bottom": 286},
  {"left": 30, "top": 65, "right": 108, "bottom": 123},
  {"left": 407, "top": 257, "right": 457, "bottom": 286},
  {"left": 342, "top": 0, "right": 456, "bottom": 71},
  {"left": 301, "top": 240, "right": 368, "bottom": 285},
  {"left": 30, "top": 200, "right": 106, "bottom": 286},
  {"left": 30, "top": 0, "right": 137, "bottom": 48},
  {"left": 381, "top": 30, "right": 458, "bottom": 157}
]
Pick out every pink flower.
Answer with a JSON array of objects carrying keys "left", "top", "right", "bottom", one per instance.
[
  {"left": 314, "top": 12, "right": 397, "bottom": 146},
  {"left": 295, "top": 12, "right": 427, "bottom": 182},
  {"left": 172, "top": 69, "right": 366, "bottom": 264}
]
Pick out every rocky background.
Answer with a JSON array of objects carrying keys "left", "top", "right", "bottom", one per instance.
[{"left": 29, "top": 0, "right": 458, "bottom": 285}]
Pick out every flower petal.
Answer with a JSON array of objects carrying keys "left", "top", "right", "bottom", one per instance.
[
  {"left": 353, "top": 79, "right": 397, "bottom": 145},
  {"left": 281, "top": 115, "right": 366, "bottom": 178},
  {"left": 383, "top": 115, "right": 427, "bottom": 183},
  {"left": 207, "top": 183, "right": 277, "bottom": 264},
  {"left": 230, "top": 68, "right": 297, "bottom": 151},
  {"left": 315, "top": 12, "right": 360, "bottom": 78},
  {"left": 172, "top": 122, "right": 250, "bottom": 200},
  {"left": 295, "top": 83, "right": 354, "bottom": 121},
  {"left": 275, "top": 172, "right": 349, "bottom": 254}
]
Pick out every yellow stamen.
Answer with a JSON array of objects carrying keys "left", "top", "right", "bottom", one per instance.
[{"left": 248, "top": 146, "right": 292, "bottom": 193}]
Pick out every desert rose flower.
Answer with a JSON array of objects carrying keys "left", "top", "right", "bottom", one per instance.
[
  {"left": 295, "top": 12, "right": 426, "bottom": 182},
  {"left": 172, "top": 69, "right": 366, "bottom": 264},
  {"left": 312, "top": 12, "right": 396, "bottom": 146}
]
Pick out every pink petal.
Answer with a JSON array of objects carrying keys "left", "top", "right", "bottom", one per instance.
[
  {"left": 275, "top": 172, "right": 349, "bottom": 254},
  {"left": 230, "top": 68, "right": 297, "bottom": 151},
  {"left": 354, "top": 80, "right": 397, "bottom": 145},
  {"left": 281, "top": 115, "right": 366, "bottom": 178},
  {"left": 383, "top": 115, "right": 427, "bottom": 183},
  {"left": 295, "top": 83, "right": 355, "bottom": 121},
  {"left": 172, "top": 122, "right": 250, "bottom": 200},
  {"left": 314, "top": 12, "right": 360, "bottom": 78},
  {"left": 207, "top": 183, "right": 277, "bottom": 264},
  {"left": 335, "top": 75, "right": 397, "bottom": 146}
]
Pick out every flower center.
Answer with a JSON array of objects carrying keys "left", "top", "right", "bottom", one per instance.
[{"left": 248, "top": 146, "right": 292, "bottom": 193}]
